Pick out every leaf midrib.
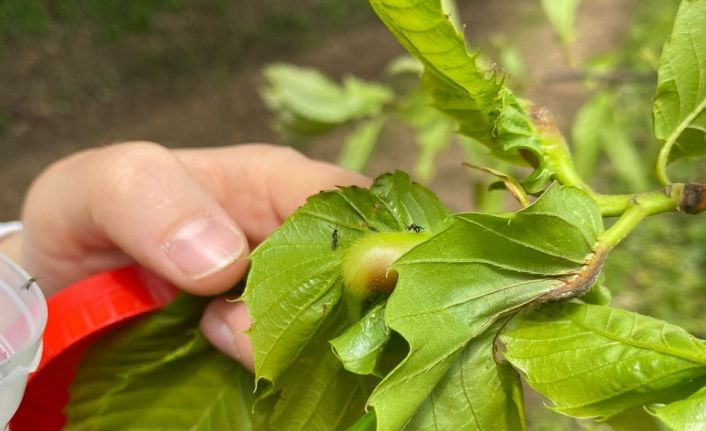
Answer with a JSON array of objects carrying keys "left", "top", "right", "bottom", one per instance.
[
  {"left": 562, "top": 309, "right": 706, "bottom": 365},
  {"left": 256, "top": 274, "right": 342, "bottom": 378},
  {"left": 191, "top": 362, "right": 244, "bottom": 431}
]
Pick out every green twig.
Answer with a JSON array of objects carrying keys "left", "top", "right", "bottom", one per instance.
[
  {"left": 598, "top": 204, "right": 648, "bottom": 251},
  {"left": 592, "top": 186, "right": 682, "bottom": 217},
  {"left": 596, "top": 184, "right": 689, "bottom": 250}
]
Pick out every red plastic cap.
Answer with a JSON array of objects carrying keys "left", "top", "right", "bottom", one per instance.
[{"left": 11, "top": 266, "right": 178, "bottom": 431}]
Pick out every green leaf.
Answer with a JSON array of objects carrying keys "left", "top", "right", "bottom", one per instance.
[
  {"left": 648, "top": 386, "right": 706, "bottom": 430},
  {"left": 369, "top": 0, "right": 585, "bottom": 193},
  {"left": 572, "top": 92, "right": 649, "bottom": 190},
  {"left": 65, "top": 294, "right": 257, "bottom": 430},
  {"left": 331, "top": 302, "right": 390, "bottom": 376},
  {"left": 413, "top": 112, "right": 454, "bottom": 185},
  {"left": 653, "top": 0, "right": 706, "bottom": 183},
  {"left": 540, "top": 0, "right": 581, "bottom": 48},
  {"left": 490, "top": 36, "right": 526, "bottom": 83},
  {"left": 386, "top": 55, "right": 424, "bottom": 77},
  {"left": 262, "top": 63, "right": 394, "bottom": 135},
  {"left": 403, "top": 320, "right": 526, "bottom": 431},
  {"left": 338, "top": 117, "right": 386, "bottom": 173},
  {"left": 580, "top": 282, "right": 612, "bottom": 306},
  {"left": 605, "top": 406, "right": 663, "bottom": 431},
  {"left": 668, "top": 126, "right": 706, "bottom": 161},
  {"left": 502, "top": 303, "right": 706, "bottom": 419},
  {"left": 572, "top": 93, "right": 613, "bottom": 179},
  {"left": 256, "top": 304, "right": 373, "bottom": 431},
  {"left": 368, "top": 184, "right": 604, "bottom": 430},
  {"left": 601, "top": 120, "right": 649, "bottom": 191},
  {"left": 347, "top": 411, "right": 378, "bottom": 431},
  {"left": 398, "top": 88, "right": 456, "bottom": 184},
  {"left": 244, "top": 171, "right": 450, "bottom": 430}
]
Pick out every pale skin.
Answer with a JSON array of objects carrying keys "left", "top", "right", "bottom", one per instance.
[{"left": 0, "top": 142, "right": 369, "bottom": 371}]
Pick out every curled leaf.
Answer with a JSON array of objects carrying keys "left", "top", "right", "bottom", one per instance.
[
  {"left": 369, "top": 0, "right": 586, "bottom": 193},
  {"left": 330, "top": 302, "right": 390, "bottom": 376}
]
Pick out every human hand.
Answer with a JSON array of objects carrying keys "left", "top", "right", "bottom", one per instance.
[{"left": 17, "top": 142, "right": 369, "bottom": 370}]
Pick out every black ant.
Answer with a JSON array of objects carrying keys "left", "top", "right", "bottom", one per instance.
[
  {"left": 22, "top": 277, "right": 38, "bottom": 290},
  {"left": 330, "top": 227, "right": 339, "bottom": 250},
  {"left": 406, "top": 223, "right": 424, "bottom": 233}
]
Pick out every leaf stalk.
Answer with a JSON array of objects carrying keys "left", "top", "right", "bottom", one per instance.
[
  {"left": 597, "top": 185, "right": 687, "bottom": 249},
  {"left": 593, "top": 186, "right": 681, "bottom": 217}
]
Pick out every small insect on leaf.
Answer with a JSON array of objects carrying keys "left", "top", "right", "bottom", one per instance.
[
  {"left": 331, "top": 227, "right": 339, "bottom": 250},
  {"left": 406, "top": 223, "right": 425, "bottom": 233}
]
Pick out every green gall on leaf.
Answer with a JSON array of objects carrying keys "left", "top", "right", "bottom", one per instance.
[
  {"left": 243, "top": 171, "right": 449, "bottom": 429},
  {"left": 343, "top": 232, "right": 431, "bottom": 320}
]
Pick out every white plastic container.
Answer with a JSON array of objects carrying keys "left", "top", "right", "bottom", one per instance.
[{"left": 0, "top": 253, "right": 47, "bottom": 430}]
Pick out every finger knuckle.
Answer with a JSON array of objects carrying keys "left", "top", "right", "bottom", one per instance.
[{"left": 92, "top": 141, "right": 172, "bottom": 208}]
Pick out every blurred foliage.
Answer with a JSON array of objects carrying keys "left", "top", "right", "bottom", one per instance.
[
  {"left": 540, "top": 0, "right": 581, "bottom": 64},
  {"left": 262, "top": 64, "right": 393, "bottom": 136},
  {"left": 261, "top": 58, "right": 459, "bottom": 182}
]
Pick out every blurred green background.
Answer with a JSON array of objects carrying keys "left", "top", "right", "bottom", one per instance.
[{"left": 1, "top": 1, "right": 703, "bottom": 429}]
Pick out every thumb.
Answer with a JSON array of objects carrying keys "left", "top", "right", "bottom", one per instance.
[{"left": 22, "top": 142, "right": 249, "bottom": 295}]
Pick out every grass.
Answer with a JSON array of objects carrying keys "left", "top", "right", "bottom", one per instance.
[
  {"left": 0, "top": 0, "right": 186, "bottom": 44},
  {"left": 0, "top": 0, "right": 370, "bottom": 46}
]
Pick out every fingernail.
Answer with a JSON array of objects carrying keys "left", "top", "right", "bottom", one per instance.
[
  {"left": 164, "top": 216, "right": 245, "bottom": 279},
  {"left": 201, "top": 311, "right": 241, "bottom": 359}
]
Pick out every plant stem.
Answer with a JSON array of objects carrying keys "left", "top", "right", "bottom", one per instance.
[
  {"left": 527, "top": 104, "right": 592, "bottom": 193},
  {"left": 598, "top": 204, "right": 648, "bottom": 250},
  {"left": 593, "top": 186, "right": 682, "bottom": 217},
  {"left": 597, "top": 185, "right": 684, "bottom": 249}
]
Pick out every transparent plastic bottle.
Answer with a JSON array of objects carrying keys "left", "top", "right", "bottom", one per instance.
[{"left": 0, "top": 253, "right": 47, "bottom": 430}]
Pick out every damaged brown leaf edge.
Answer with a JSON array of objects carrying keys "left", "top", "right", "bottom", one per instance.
[
  {"left": 537, "top": 249, "right": 607, "bottom": 303},
  {"left": 536, "top": 181, "right": 706, "bottom": 304}
]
